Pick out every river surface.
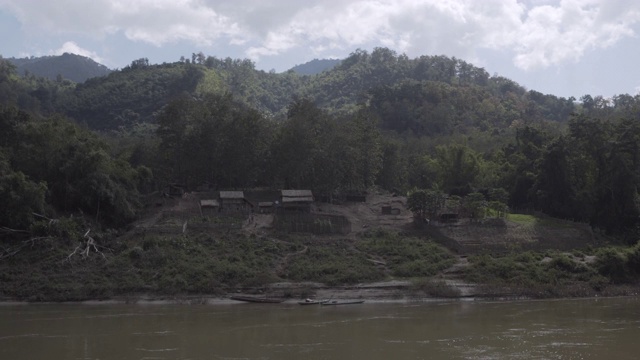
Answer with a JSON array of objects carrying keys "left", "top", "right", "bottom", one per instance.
[{"left": 1, "top": 297, "right": 639, "bottom": 360}]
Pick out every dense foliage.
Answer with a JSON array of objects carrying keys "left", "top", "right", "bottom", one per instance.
[
  {"left": 0, "top": 106, "right": 149, "bottom": 231},
  {"left": 290, "top": 58, "right": 341, "bottom": 75},
  {"left": 3, "top": 46, "right": 640, "bottom": 242},
  {"left": 464, "top": 244, "right": 640, "bottom": 298}
]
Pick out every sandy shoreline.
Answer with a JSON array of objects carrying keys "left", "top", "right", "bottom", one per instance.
[
  {"left": 0, "top": 280, "right": 515, "bottom": 305},
  {"left": 2, "top": 279, "right": 637, "bottom": 305}
]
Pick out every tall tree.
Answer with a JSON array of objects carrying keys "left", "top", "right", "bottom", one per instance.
[
  {"left": 343, "top": 108, "right": 383, "bottom": 190},
  {"left": 435, "top": 144, "right": 481, "bottom": 195},
  {"left": 270, "top": 98, "right": 330, "bottom": 189}
]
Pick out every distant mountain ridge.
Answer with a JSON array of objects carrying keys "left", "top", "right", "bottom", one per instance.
[
  {"left": 52, "top": 48, "right": 578, "bottom": 130},
  {"left": 290, "top": 58, "right": 341, "bottom": 75},
  {"left": 8, "top": 53, "right": 112, "bottom": 83}
]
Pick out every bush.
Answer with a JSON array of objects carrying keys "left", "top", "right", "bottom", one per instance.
[
  {"left": 464, "top": 250, "right": 605, "bottom": 295},
  {"left": 626, "top": 244, "right": 640, "bottom": 275},
  {"left": 285, "top": 243, "right": 382, "bottom": 285},
  {"left": 357, "top": 231, "right": 455, "bottom": 278},
  {"left": 595, "top": 248, "right": 628, "bottom": 283}
]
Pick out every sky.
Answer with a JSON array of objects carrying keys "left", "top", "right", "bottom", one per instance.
[{"left": 1, "top": 0, "right": 640, "bottom": 99}]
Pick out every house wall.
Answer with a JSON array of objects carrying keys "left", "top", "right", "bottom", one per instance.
[
  {"left": 221, "top": 199, "right": 249, "bottom": 213},
  {"left": 280, "top": 202, "right": 311, "bottom": 213}
]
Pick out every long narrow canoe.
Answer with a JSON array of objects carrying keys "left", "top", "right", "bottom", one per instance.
[
  {"left": 321, "top": 300, "right": 365, "bottom": 306},
  {"left": 230, "top": 295, "right": 285, "bottom": 303},
  {"left": 298, "top": 299, "right": 330, "bottom": 305}
]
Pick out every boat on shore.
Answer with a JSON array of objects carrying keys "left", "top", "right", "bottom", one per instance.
[
  {"left": 297, "top": 299, "right": 329, "bottom": 305},
  {"left": 321, "top": 300, "right": 365, "bottom": 306},
  {"left": 229, "top": 295, "right": 285, "bottom": 303}
]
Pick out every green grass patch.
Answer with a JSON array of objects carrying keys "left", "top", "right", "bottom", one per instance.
[
  {"left": 507, "top": 213, "right": 536, "bottom": 224},
  {"left": 506, "top": 213, "right": 578, "bottom": 229}
]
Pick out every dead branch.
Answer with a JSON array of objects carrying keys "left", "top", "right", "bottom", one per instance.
[
  {"left": 23, "top": 236, "right": 53, "bottom": 247},
  {"left": 0, "top": 226, "right": 30, "bottom": 234},
  {"left": 66, "top": 229, "right": 107, "bottom": 261},
  {"left": 32, "top": 212, "right": 59, "bottom": 225},
  {"left": 0, "top": 236, "right": 53, "bottom": 260},
  {"left": 0, "top": 247, "right": 21, "bottom": 260},
  {"left": 32, "top": 212, "right": 54, "bottom": 221}
]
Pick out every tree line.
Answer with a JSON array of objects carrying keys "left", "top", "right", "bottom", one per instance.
[{"left": 2, "top": 48, "right": 640, "bottom": 243}]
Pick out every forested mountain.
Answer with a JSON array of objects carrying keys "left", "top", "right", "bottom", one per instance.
[
  {"left": 2, "top": 47, "right": 640, "bottom": 241},
  {"left": 290, "top": 58, "right": 341, "bottom": 75},
  {"left": 40, "top": 48, "right": 584, "bottom": 130},
  {"left": 65, "top": 60, "right": 209, "bottom": 129},
  {"left": 7, "top": 53, "right": 112, "bottom": 83}
]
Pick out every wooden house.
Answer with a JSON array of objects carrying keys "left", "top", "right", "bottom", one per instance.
[
  {"left": 258, "top": 201, "right": 275, "bottom": 213},
  {"left": 280, "top": 190, "right": 314, "bottom": 213},
  {"left": 219, "top": 191, "right": 253, "bottom": 213},
  {"left": 166, "top": 183, "right": 185, "bottom": 197},
  {"left": 199, "top": 199, "right": 219, "bottom": 216}
]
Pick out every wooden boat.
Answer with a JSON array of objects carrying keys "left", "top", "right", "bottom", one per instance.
[
  {"left": 297, "top": 299, "right": 329, "bottom": 305},
  {"left": 320, "top": 300, "right": 365, "bottom": 306},
  {"left": 230, "top": 295, "right": 285, "bottom": 303}
]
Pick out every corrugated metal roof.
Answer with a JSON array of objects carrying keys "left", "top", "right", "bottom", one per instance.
[
  {"left": 220, "top": 191, "right": 244, "bottom": 199},
  {"left": 200, "top": 199, "right": 219, "bottom": 207},
  {"left": 281, "top": 189, "right": 313, "bottom": 197},
  {"left": 258, "top": 201, "right": 274, "bottom": 207}
]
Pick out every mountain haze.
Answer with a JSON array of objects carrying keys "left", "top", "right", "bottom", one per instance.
[
  {"left": 290, "top": 58, "right": 341, "bottom": 75},
  {"left": 7, "top": 53, "right": 112, "bottom": 83}
]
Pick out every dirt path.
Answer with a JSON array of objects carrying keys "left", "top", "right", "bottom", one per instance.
[
  {"left": 275, "top": 244, "right": 308, "bottom": 277},
  {"left": 314, "top": 193, "right": 413, "bottom": 237}
]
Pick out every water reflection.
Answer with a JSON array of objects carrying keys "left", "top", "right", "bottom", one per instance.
[{"left": 1, "top": 298, "right": 639, "bottom": 359}]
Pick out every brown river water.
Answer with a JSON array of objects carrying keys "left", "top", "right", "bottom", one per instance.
[{"left": 1, "top": 297, "right": 639, "bottom": 359}]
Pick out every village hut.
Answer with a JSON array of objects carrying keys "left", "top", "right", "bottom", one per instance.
[
  {"left": 280, "top": 190, "right": 314, "bottom": 213},
  {"left": 219, "top": 191, "right": 253, "bottom": 213},
  {"left": 199, "top": 199, "right": 219, "bottom": 216},
  {"left": 258, "top": 201, "right": 275, "bottom": 213}
]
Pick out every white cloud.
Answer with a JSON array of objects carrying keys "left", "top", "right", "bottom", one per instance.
[
  {"left": 2, "top": 0, "right": 640, "bottom": 70},
  {"left": 240, "top": 0, "right": 640, "bottom": 70},
  {"left": 116, "top": 0, "right": 244, "bottom": 47},
  {"left": 502, "top": 0, "right": 640, "bottom": 70},
  {"left": 1, "top": 0, "right": 246, "bottom": 45},
  {"left": 52, "top": 41, "right": 103, "bottom": 63}
]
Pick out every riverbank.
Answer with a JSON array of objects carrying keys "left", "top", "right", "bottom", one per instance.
[
  {"left": 2, "top": 192, "right": 639, "bottom": 303},
  {"left": 2, "top": 230, "right": 640, "bottom": 303},
  {"left": 4, "top": 278, "right": 635, "bottom": 306}
]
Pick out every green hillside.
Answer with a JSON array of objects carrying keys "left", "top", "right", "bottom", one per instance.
[
  {"left": 2, "top": 48, "right": 640, "bottom": 235},
  {"left": 65, "top": 61, "right": 215, "bottom": 129},
  {"left": 47, "top": 48, "right": 580, "bottom": 133},
  {"left": 8, "top": 53, "right": 112, "bottom": 83},
  {"left": 290, "top": 58, "right": 341, "bottom": 75}
]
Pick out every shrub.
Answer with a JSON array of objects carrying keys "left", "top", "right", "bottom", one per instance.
[
  {"left": 357, "top": 231, "right": 455, "bottom": 278},
  {"left": 595, "top": 248, "right": 628, "bottom": 283}
]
